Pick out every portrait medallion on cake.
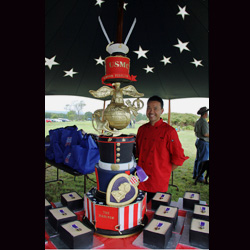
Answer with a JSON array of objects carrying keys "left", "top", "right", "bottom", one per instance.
[{"left": 106, "top": 173, "right": 139, "bottom": 206}]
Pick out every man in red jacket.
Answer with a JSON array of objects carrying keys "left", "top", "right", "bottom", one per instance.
[{"left": 136, "top": 95, "right": 189, "bottom": 202}]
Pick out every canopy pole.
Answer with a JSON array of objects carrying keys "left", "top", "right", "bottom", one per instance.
[
  {"left": 102, "top": 100, "right": 106, "bottom": 120},
  {"left": 101, "top": 100, "right": 106, "bottom": 134},
  {"left": 168, "top": 99, "right": 171, "bottom": 124},
  {"left": 116, "top": 0, "right": 124, "bottom": 43},
  {"left": 167, "top": 98, "right": 179, "bottom": 191}
]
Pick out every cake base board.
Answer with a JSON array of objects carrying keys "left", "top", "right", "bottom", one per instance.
[{"left": 82, "top": 214, "right": 148, "bottom": 238}]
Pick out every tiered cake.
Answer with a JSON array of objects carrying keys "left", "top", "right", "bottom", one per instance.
[
  {"left": 83, "top": 134, "right": 148, "bottom": 236},
  {"left": 83, "top": 43, "right": 147, "bottom": 237}
]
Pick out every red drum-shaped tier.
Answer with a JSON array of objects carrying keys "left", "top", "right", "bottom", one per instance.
[{"left": 102, "top": 56, "right": 136, "bottom": 84}]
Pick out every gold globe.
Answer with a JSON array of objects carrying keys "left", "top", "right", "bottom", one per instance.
[{"left": 104, "top": 103, "right": 131, "bottom": 130}]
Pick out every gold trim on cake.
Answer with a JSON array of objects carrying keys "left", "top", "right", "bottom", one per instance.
[{"left": 94, "top": 231, "right": 141, "bottom": 239}]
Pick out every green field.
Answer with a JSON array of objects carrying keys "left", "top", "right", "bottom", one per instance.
[{"left": 45, "top": 121, "right": 209, "bottom": 204}]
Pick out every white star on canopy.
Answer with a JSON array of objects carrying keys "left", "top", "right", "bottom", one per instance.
[
  {"left": 177, "top": 5, "right": 190, "bottom": 20},
  {"left": 133, "top": 46, "right": 149, "bottom": 59},
  {"left": 95, "top": 0, "right": 105, "bottom": 7},
  {"left": 94, "top": 56, "right": 105, "bottom": 65},
  {"left": 160, "top": 56, "right": 172, "bottom": 65},
  {"left": 45, "top": 55, "right": 59, "bottom": 70},
  {"left": 190, "top": 58, "right": 204, "bottom": 67},
  {"left": 143, "top": 65, "right": 154, "bottom": 73},
  {"left": 63, "top": 68, "right": 78, "bottom": 78},
  {"left": 173, "top": 38, "right": 190, "bottom": 53}
]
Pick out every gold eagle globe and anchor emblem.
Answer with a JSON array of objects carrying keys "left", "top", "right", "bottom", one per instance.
[{"left": 89, "top": 82, "right": 144, "bottom": 135}]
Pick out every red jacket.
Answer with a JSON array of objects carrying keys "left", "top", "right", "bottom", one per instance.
[{"left": 136, "top": 118, "right": 189, "bottom": 193}]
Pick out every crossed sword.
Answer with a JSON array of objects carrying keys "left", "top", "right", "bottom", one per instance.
[{"left": 98, "top": 16, "right": 136, "bottom": 45}]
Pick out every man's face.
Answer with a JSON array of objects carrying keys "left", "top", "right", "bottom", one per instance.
[{"left": 146, "top": 101, "right": 164, "bottom": 125}]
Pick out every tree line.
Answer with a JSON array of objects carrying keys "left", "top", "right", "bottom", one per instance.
[
  {"left": 46, "top": 99, "right": 203, "bottom": 127},
  {"left": 45, "top": 111, "right": 200, "bottom": 128},
  {"left": 162, "top": 113, "right": 200, "bottom": 127}
]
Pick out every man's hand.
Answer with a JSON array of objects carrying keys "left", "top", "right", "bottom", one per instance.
[{"left": 172, "top": 164, "right": 178, "bottom": 171}]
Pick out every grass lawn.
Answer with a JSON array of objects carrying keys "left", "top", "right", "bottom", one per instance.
[{"left": 45, "top": 121, "right": 209, "bottom": 205}]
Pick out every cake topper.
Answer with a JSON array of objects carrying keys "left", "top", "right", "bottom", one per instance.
[
  {"left": 90, "top": 14, "right": 142, "bottom": 136},
  {"left": 89, "top": 82, "right": 144, "bottom": 135}
]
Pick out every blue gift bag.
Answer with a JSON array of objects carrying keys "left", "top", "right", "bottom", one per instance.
[
  {"left": 45, "top": 128, "right": 64, "bottom": 162},
  {"left": 72, "top": 134, "right": 100, "bottom": 174},
  {"left": 45, "top": 145, "right": 54, "bottom": 160},
  {"left": 60, "top": 126, "right": 78, "bottom": 150},
  {"left": 63, "top": 146, "right": 76, "bottom": 168}
]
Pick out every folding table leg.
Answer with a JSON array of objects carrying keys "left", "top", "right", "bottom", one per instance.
[
  {"left": 168, "top": 171, "right": 179, "bottom": 191},
  {"left": 45, "top": 166, "right": 64, "bottom": 184}
]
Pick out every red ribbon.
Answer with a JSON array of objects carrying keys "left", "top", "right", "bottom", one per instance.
[{"left": 101, "top": 74, "right": 137, "bottom": 86}]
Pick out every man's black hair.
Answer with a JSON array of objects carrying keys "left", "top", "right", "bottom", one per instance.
[{"left": 147, "top": 95, "right": 164, "bottom": 109}]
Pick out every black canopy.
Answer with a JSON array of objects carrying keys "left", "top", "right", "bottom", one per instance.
[{"left": 45, "top": 0, "right": 208, "bottom": 100}]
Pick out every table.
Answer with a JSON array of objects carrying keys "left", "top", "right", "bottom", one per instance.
[
  {"left": 45, "top": 158, "right": 96, "bottom": 193},
  {"left": 45, "top": 198, "right": 208, "bottom": 249}
]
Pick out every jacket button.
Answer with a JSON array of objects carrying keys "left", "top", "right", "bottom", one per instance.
[{"left": 116, "top": 147, "right": 120, "bottom": 151}]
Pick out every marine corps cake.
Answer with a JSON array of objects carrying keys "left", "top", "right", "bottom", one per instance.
[{"left": 82, "top": 42, "right": 148, "bottom": 237}]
